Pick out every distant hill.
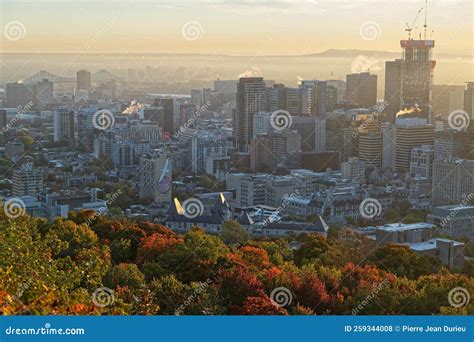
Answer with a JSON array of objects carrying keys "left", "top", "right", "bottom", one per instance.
[{"left": 302, "top": 48, "right": 470, "bottom": 59}]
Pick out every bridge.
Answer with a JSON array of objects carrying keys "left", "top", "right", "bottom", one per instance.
[{"left": 22, "top": 69, "right": 123, "bottom": 84}]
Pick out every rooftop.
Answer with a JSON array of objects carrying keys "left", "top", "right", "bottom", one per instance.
[{"left": 376, "top": 222, "right": 435, "bottom": 232}]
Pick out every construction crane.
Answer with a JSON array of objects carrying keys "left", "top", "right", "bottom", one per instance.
[{"left": 405, "top": 7, "right": 423, "bottom": 40}]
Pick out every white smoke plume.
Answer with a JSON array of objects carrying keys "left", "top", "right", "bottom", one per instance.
[
  {"left": 122, "top": 100, "right": 145, "bottom": 115},
  {"left": 238, "top": 66, "right": 262, "bottom": 78}
]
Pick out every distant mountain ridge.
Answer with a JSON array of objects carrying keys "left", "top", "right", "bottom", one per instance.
[{"left": 303, "top": 48, "right": 470, "bottom": 59}]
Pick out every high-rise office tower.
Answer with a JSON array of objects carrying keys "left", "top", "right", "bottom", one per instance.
[
  {"left": 432, "top": 159, "right": 474, "bottom": 206},
  {"left": 267, "top": 85, "right": 300, "bottom": 116},
  {"left": 346, "top": 72, "right": 377, "bottom": 108},
  {"left": 76, "top": 107, "right": 96, "bottom": 151},
  {"left": 358, "top": 131, "right": 382, "bottom": 169},
  {"left": 311, "top": 81, "right": 336, "bottom": 117},
  {"left": 154, "top": 98, "right": 175, "bottom": 137},
  {"left": 399, "top": 38, "right": 435, "bottom": 121},
  {"left": 77, "top": 70, "right": 92, "bottom": 90},
  {"left": 251, "top": 130, "right": 301, "bottom": 171},
  {"left": 326, "top": 79, "right": 346, "bottom": 103},
  {"left": 6, "top": 83, "right": 34, "bottom": 108},
  {"left": 384, "top": 60, "right": 402, "bottom": 122},
  {"left": 234, "top": 77, "right": 266, "bottom": 152},
  {"left": 35, "top": 79, "right": 54, "bottom": 110},
  {"left": 464, "top": 82, "right": 474, "bottom": 120},
  {"left": 290, "top": 115, "right": 326, "bottom": 152},
  {"left": 434, "top": 128, "right": 473, "bottom": 161},
  {"left": 12, "top": 164, "right": 44, "bottom": 197},
  {"left": 298, "top": 80, "right": 317, "bottom": 115},
  {"left": 54, "top": 109, "right": 75, "bottom": 144},
  {"left": 394, "top": 118, "right": 434, "bottom": 172},
  {"left": 0, "top": 110, "right": 6, "bottom": 131},
  {"left": 139, "top": 153, "right": 172, "bottom": 204}
]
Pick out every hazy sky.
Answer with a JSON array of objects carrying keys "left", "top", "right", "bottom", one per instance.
[{"left": 1, "top": 0, "right": 472, "bottom": 55}]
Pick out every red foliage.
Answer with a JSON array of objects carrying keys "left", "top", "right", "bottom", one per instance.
[
  {"left": 137, "top": 233, "right": 183, "bottom": 263},
  {"left": 232, "top": 295, "right": 287, "bottom": 315},
  {"left": 293, "top": 273, "right": 330, "bottom": 312},
  {"left": 238, "top": 246, "right": 271, "bottom": 269},
  {"left": 218, "top": 267, "right": 265, "bottom": 306}
]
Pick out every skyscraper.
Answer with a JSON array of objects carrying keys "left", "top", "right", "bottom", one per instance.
[
  {"left": 35, "top": 79, "right": 54, "bottom": 110},
  {"left": 346, "top": 72, "right": 377, "bottom": 108},
  {"left": 154, "top": 98, "right": 175, "bottom": 137},
  {"left": 394, "top": 119, "right": 434, "bottom": 172},
  {"left": 400, "top": 39, "right": 436, "bottom": 121},
  {"left": 384, "top": 59, "right": 402, "bottom": 122},
  {"left": 139, "top": 153, "right": 172, "bottom": 204},
  {"left": 6, "top": 82, "right": 34, "bottom": 108},
  {"left": 311, "top": 81, "right": 337, "bottom": 117},
  {"left": 464, "top": 82, "right": 474, "bottom": 120},
  {"left": 77, "top": 70, "right": 91, "bottom": 90},
  {"left": 432, "top": 159, "right": 474, "bottom": 206},
  {"left": 234, "top": 77, "right": 266, "bottom": 152},
  {"left": 54, "top": 109, "right": 75, "bottom": 145}
]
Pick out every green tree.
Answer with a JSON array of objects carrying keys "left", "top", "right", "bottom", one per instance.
[{"left": 220, "top": 221, "right": 249, "bottom": 245}]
